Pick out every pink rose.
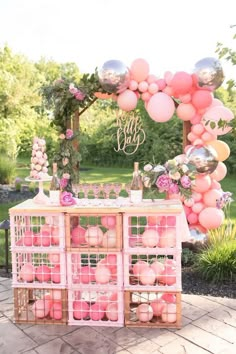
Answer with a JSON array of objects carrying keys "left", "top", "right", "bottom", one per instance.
[
  {"left": 75, "top": 90, "right": 85, "bottom": 101},
  {"left": 59, "top": 134, "right": 65, "bottom": 140},
  {"left": 65, "top": 129, "right": 73, "bottom": 139},
  {"left": 60, "top": 192, "right": 76, "bottom": 206},
  {"left": 156, "top": 174, "right": 171, "bottom": 192}
]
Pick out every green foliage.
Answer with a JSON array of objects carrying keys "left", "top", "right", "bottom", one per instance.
[
  {"left": 181, "top": 248, "right": 197, "bottom": 267},
  {"left": 0, "top": 154, "right": 16, "bottom": 184},
  {"left": 196, "top": 239, "right": 236, "bottom": 284}
]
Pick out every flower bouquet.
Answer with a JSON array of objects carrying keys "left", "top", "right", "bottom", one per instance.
[{"left": 142, "top": 155, "right": 195, "bottom": 199}]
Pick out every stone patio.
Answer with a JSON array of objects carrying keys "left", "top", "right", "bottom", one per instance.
[{"left": 0, "top": 276, "right": 235, "bottom": 354}]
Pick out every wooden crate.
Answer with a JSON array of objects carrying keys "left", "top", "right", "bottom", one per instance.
[
  {"left": 123, "top": 251, "right": 182, "bottom": 291},
  {"left": 65, "top": 212, "right": 122, "bottom": 251},
  {"left": 123, "top": 212, "right": 183, "bottom": 251},
  {"left": 13, "top": 288, "right": 67, "bottom": 324},
  {"left": 67, "top": 252, "right": 123, "bottom": 288},
  {"left": 67, "top": 287, "right": 124, "bottom": 327},
  {"left": 124, "top": 290, "right": 181, "bottom": 328},
  {"left": 11, "top": 250, "right": 67, "bottom": 288},
  {"left": 10, "top": 211, "right": 65, "bottom": 250}
]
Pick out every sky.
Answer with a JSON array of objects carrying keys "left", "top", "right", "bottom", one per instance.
[{"left": 0, "top": 0, "right": 235, "bottom": 82}]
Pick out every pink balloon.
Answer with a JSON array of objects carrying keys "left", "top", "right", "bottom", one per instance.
[
  {"left": 130, "top": 58, "right": 149, "bottom": 82},
  {"left": 176, "top": 103, "right": 196, "bottom": 121},
  {"left": 156, "top": 78, "right": 166, "bottom": 90},
  {"left": 211, "top": 179, "right": 221, "bottom": 190},
  {"left": 192, "top": 175, "right": 211, "bottom": 193},
  {"left": 162, "top": 86, "right": 175, "bottom": 96},
  {"left": 128, "top": 79, "right": 138, "bottom": 91},
  {"left": 192, "top": 192, "right": 202, "bottom": 202},
  {"left": 202, "top": 106, "right": 234, "bottom": 135},
  {"left": 190, "top": 114, "right": 202, "bottom": 125},
  {"left": 170, "top": 71, "right": 193, "bottom": 94},
  {"left": 141, "top": 92, "right": 151, "bottom": 101},
  {"left": 203, "top": 188, "right": 222, "bottom": 207},
  {"left": 138, "top": 81, "right": 148, "bottom": 92},
  {"left": 164, "top": 71, "right": 173, "bottom": 85},
  {"left": 210, "top": 98, "right": 224, "bottom": 107},
  {"left": 117, "top": 89, "right": 138, "bottom": 111},
  {"left": 201, "top": 131, "right": 217, "bottom": 142},
  {"left": 187, "top": 212, "right": 198, "bottom": 224},
  {"left": 193, "top": 138, "right": 203, "bottom": 146},
  {"left": 147, "top": 92, "right": 175, "bottom": 122},
  {"left": 147, "top": 74, "right": 158, "bottom": 84},
  {"left": 191, "top": 90, "right": 213, "bottom": 109},
  {"left": 192, "top": 202, "right": 204, "bottom": 214},
  {"left": 148, "top": 83, "right": 159, "bottom": 94},
  {"left": 210, "top": 161, "right": 227, "bottom": 181},
  {"left": 179, "top": 93, "right": 191, "bottom": 103},
  {"left": 187, "top": 132, "right": 198, "bottom": 142},
  {"left": 199, "top": 207, "right": 224, "bottom": 229},
  {"left": 191, "top": 123, "right": 205, "bottom": 136}
]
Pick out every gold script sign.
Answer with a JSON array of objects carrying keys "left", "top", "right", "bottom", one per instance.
[{"left": 114, "top": 113, "right": 146, "bottom": 155}]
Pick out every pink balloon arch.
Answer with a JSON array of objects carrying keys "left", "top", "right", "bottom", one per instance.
[{"left": 98, "top": 57, "right": 234, "bottom": 232}]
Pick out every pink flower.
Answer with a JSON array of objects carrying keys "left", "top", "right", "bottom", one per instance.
[
  {"left": 168, "top": 183, "right": 179, "bottom": 194},
  {"left": 60, "top": 191, "right": 76, "bottom": 206},
  {"left": 65, "top": 129, "right": 73, "bottom": 139},
  {"left": 62, "top": 173, "right": 70, "bottom": 179},
  {"left": 75, "top": 90, "right": 85, "bottom": 101},
  {"left": 59, "top": 134, "right": 65, "bottom": 140},
  {"left": 60, "top": 177, "right": 69, "bottom": 190},
  {"left": 180, "top": 175, "right": 191, "bottom": 189},
  {"left": 156, "top": 174, "right": 171, "bottom": 192}
]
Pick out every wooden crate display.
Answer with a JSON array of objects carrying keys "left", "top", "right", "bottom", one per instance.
[
  {"left": 68, "top": 288, "right": 124, "bottom": 327},
  {"left": 10, "top": 212, "right": 65, "bottom": 250},
  {"left": 14, "top": 288, "right": 67, "bottom": 324},
  {"left": 67, "top": 252, "right": 123, "bottom": 288},
  {"left": 11, "top": 250, "right": 66, "bottom": 288},
  {"left": 65, "top": 212, "right": 122, "bottom": 251},
  {"left": 123, "top": 251, "right": 182, "bottom": 291},
  {"left": 124, "top": 290, "right": 181, "bottom": 328},
  {"left": 123, "top": 212, "right": 182, "bottom": 250}
]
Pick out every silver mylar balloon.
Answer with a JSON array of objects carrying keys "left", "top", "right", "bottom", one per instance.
[
  {"left": 98, "top": 60, "right": 130, "bottom": 94},
  {"left": 193, "top": 57, "right": 224, "bottom": 90},
  {"left": 186, "top": 145, "right": 218, "bottom": 174},
  {"left": 189, "top": 226, "right": 208, "bottom": 248}
]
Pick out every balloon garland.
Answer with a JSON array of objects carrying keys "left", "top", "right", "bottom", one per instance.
[{"left": 97, "top": 57, "right": 234, "bottom": 232}]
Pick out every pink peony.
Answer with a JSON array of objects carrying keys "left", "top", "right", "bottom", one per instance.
[
  {"left": 168, "top": 183, "right": 179, "bottom": 194},
  {"left": 180, "top": 175, "right": 191, "bottom": 189},
  {"left": 60, "top": 178, "right": 69, "bottom": 190},
  {"left": 60, "top": 192, "right": 76, "bottom": 206},
  {"left": 156, "top": 175, "right": 171, "bottom": 192}
]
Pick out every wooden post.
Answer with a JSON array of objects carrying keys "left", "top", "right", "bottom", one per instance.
[
  {"left": 182, "top": 121, "right": 191, "bottom": 152},
  {"left": 73, "top": 110, "right": 80, "bottom": 178}
]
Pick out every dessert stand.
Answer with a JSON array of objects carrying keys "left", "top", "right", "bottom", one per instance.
[{"left": 25, "top": 176, "right": 52, "bottom": 205}]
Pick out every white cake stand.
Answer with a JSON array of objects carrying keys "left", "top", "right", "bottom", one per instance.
[{"left": 25, "top": 176, "right": 52, "bottom": 205}]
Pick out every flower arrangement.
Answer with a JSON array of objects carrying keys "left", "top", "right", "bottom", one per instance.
[
  {"left": 143, "top": 155, "right": 195, "bottom": 199},
  {"left": 53, "top": 129, "right": 81, "bottom": 191},
  {"left": 41, "top": 73, "right": 103, "bottom": 131}
]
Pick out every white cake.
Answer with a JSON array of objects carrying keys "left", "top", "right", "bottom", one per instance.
[{"left": 29, "top": 137, "right": 50, "bottom": 180}]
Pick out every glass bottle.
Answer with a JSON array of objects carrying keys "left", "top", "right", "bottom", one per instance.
[
  {"left": 49, "top": 163, "right": 61, "bottom": 205},
  {"left": 130, "top": 162, "right": 143, "bottom": 203}
]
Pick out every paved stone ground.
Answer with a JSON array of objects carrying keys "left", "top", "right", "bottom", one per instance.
[{"left": 0, "top": 277, "right": 236, "bottom": 354}]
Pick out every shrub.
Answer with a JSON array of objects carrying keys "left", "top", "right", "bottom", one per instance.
[
  {"left": 196, "top": 238, "right": 236, "bottom": 284},
  {"left": 181, "top": 248, "right": 197, "bottom": 267},
  {"left": 0, "top": 154, "right": 16, "bottom": 184}
]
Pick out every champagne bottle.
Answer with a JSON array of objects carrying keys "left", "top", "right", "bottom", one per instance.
[
  {"left": 130, "top": 162, "right": 143, "bottom": 203},
  {"left": 49, "top": 163, "right": 61, "bottom": 205}
]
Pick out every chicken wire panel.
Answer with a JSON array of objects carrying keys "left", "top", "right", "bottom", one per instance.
[
  {"left": 10, "top": 213, "right": 65, "bottom": 250},
  {"left": 65, "top": 213, "right": 122, "bottom": 251},
  {"left": 12, "top": 250, "right": 66, "bottom": 288},
  {"left": 123, "top": 252, "right": 182, "bottom": 291},
  {"left": 124, "top": 290, "right": 181, "bottom": 328},
  {"left": 123, "top": 213, "right": 182, "bottom": 251},
  {"left": 68, "top": 288, "right": 124, "bottom": 327},
  {"left": 67, "top": 252, "right": 123, "bottom": 288},
  {"left": 14, "top": 288, "right": 67, "bottom": 324}
]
